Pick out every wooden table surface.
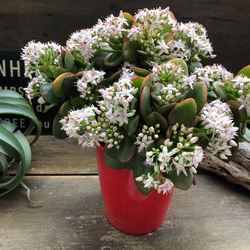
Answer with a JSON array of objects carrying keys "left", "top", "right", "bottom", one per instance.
[{"left": 0, "top": 136, "right": 249, "bottom": 250}]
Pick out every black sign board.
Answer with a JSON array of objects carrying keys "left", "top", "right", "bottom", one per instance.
[{"left": 0, "top": 49, "right": 58, "bottom": 135}]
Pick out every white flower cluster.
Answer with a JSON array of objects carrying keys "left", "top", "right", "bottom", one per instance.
[
  {"left": 193, "top": 64, "right": 234, "bottom": 89},
  {"left": 127, "top": 7, "right": 215, "bottom": 62},
  {"left": 134, "top": 7, "right": 177, "bottom": 31},
  {"left": 176, "top": 22, "right": 215, "bottom": 60},
  {"left": 98, "top": 77, "right": 137, "bottom": 126},
  {"left": 136, "top": 124, "right": 203, "bottom": 194},
  {"left": 24, "top": 73, "right": 48, "bottom": 101},
  {"left": 151, "top": 61, "right": 195, "bottom": 105},
  {"left": 76, "top": 69, "right": 105, "bottom": 99},
  {"left": 135, "top": 124, "right": 160, "bottom": 153},
  {"left": 66, "top": 28, "right": 101, "bottom": 61},
  {"left": 127, "top": 8, "right": 177, "bottom": 62},
  {"left": 200, "top": 100, "right": 238, "bottom": 159},
  {"left": 94, "top": 11, "right": 129, "bottom": 40},
  {"left": 66, "top": 11, "right": 129, "bottom": 60},
  {"left": 60, "top": 106, "right": 103, "bottom": 147},
  {"left": 231, "top": 75, "right": 250, "bottom": 110},
  {"left": 21, "top": 41, "right": 61, "bottom": 78}
]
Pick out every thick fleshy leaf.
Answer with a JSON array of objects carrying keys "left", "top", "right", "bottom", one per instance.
[
  {"left": 131, "top": 77, "right": 144, "bottom": 97},
  {"left": 123, "top": 12, "right": 135, "bottom": 28},
  {"left": 122, "top": 40, "right": 139, "bottom": 63},
  {"left": 188, "top": 60, "right": 202, "bottom": 73},
  {"left": 53, "top": 67, "right": 68, "bottom": 79},
  {"left": 53, "top": 72, "right": 77, "bottom": 98},
  {"left": 213, "top": 81, "right": 228, "bottom": 101},
  {"left": 130, "top": 66, "right": 150, "bottom": 76},
  {"left": 226, "top": 100, "right": 247, "bottom": 133},
  {"left": 103, "top": 146, "right": 128, "bottom": 170},
  {"left": 145, "top": 112, "right": 168, "bottom": 132},
  {"left": 168, "top": 58, "right": 189, "bottom": 76},
  {"left": 140, "top": 74, "right": 153, "bottom": 95},
  {"left": 140, "top": 86, "right": 152, "bottom": 120},
  {"left": 168, "top": 98, "right": 197, "bottom": 126},
  {"left": 165, "top": 168, "right": 193, "bottom": 190},
  {"left": 104, "top": 52, "right": 123, "bottom": 67},
  {"left": 151, "top": 82, "right": 162, "bottom": 101},
  {"left": 237, "top": 65, "right": 250, "bottom": 77},
  {"left": 159, "top": 32, "right": 173, "bottom": 42},
  {"left": 116, "top": 135, "right": 136, "bottom": 162},
  {"left": 132, "top": 153, "right": 154, "bottom": 195},
  {"left": 108, "top": 70, "right": 123, "bottom": 82},
  {"left": 52, "top": 113, "right": 67, "bottom": 139},
  {"left": 128, "top": 114, "right": 139, "bottom": 136},
  {"left": 40, "top": 82, "right": 62, "bottom": 104},
  {"left": 239, "top": 126, "right": 250, "bottom": 143},
  {"left": 158, "top": 103, "right": 176, "bottom": 118},
  {"left": 64, "top": 52, "right": 75, "bottom": 72},
  {"left": 184, "top": 81, "right": 207, "bottom": 113}
]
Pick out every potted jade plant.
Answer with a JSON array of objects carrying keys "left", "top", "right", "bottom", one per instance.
[
  {"left": 0, "top": 89, "right": 41, "bottom": 200},
  {"left": 21, "top": 7, "right": 250, "bottom": 234}
]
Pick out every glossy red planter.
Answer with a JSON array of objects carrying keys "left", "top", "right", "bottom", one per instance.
[{"left": 96, "top": 145, "right": 174, "bottom": 234}]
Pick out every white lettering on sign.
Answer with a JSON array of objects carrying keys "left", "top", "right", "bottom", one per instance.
[{"left": 0, "top": 60, "right": 21, "bottom": 77}]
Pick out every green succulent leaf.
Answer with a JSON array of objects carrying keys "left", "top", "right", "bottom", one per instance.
[
  {"left": 40, "top": 82, "right": 62, "bottom": 104},
  {"left": 188, "top": 59, "right": 202, "bottom": 73},
  {"left": 53, "top": 72, "right": 77, "bottom": 98},
  {"left": 237, "top": 65, "right": 250, "bottom": 78},
  {"left": 131, "top": 77, "right": 144, "bottom": 98},
  {"left": 130, "top": 66, "right": 151, "bottom": 76},
  {"left": 116, "top": 135, "right": 136, "bottom": 162},
  {"left": 165, "top": 168, "right": 193, "bottom": 190},
  {"left": 103, "top": 146, "right": 128, "bottom": 170},
  {"left": 122, "top": 12, "right": 135, "bottom": 28},
  {"left": 158, "top": 103, "right": 176, "bottom": 118},
  {"left": 168, "top": 98, "right": 197, "bottom": 126},
  {"left": 239, "top": 126, "right": 250, "bottom": 143},
  {"left": 132, "top": 153, "right": 154, "bottom": 195},
  {"left": 159, "top": 32, "right": 173, "bottom": 42},
  {"left": 168, "top": 58, "right": 189, "bottom": 76},
  {"left": 184, "top": 81, "right": 207, "bottom": 113},
  {"left": 140, "top": 86, "right": 152, "bottom": 120},
  {"left": 104, "top": 52, "right": 123, "bottom": 67},
  {"left": 53, "top": 67, "right": 68, "bottom": 79},
  {"left": 122, "top": 40, "right": 139, "bottom": 63},
  {"left": 0, "top": 90, "right": 41, "bottom": 145},
  {"left": 213, "top": 81, "right": 228, "bottom": 101},
  {"left": 145, "top": 112, "right": 168, "bottom": 132},
  {"left": 140, "top": 74, "right": 153, "bottom": 95},
  {"left": 52, "top": 113, "right": 67, "bottom": 139},
  {"left": 128, "top": 114, "right": 139, "bottom": 136},
  {"left": 0, "top": 120, "right": 31, "bottom": 196},
  {"left": 64, "top": 52, "right": 75, "bottom": 72}
]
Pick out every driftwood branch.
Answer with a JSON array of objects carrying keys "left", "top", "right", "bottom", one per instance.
[{"left": 199, "top": 142, "right": 250, "bottom": 190}]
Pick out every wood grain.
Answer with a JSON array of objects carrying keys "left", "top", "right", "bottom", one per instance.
[
  {"left": 27, "top": 136, "right": 97, "bottom": 175},
  {"left": 0, "top": 0, "right": 249, "bottom": 74},
  {"left": 0, "top": 174, "right": 249, "bottom": 250}
]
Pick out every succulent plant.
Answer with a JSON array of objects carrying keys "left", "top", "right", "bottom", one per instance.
[
  {"left": 0, "top": 90, "right": 41, "bottom": 197},
  {"left": 21, "top": 7, "right": 249, "bottom": 195}
]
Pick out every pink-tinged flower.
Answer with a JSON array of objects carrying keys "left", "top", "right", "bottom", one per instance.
[{"left": 157, "top": 178, "right": 174, "bottom": 194}]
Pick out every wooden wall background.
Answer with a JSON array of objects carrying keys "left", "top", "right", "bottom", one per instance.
[{"left": 0, "top": 0, "right": 249, "bottom": 74}]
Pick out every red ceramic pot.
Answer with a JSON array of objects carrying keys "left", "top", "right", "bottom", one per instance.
[{"left": 96, "top": 145, "right": 174, "bottom": 234}]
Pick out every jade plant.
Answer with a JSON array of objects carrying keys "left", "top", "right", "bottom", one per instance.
[
  {"left": 0, "top": 89, "right": 41, "bottom": 198},
  {"left": 21, "top": 7, "right": 250, "bottom": 195}
]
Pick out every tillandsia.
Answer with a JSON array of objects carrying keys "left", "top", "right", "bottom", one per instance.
[{"left": 21, "top": 7, "right": 250, "bottom": 195}]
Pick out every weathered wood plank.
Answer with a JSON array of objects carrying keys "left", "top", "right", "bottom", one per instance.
[
  {"left": 0, "top": 0, "right": 249, "bottom": 74},
  {"left": 27, "top": 135, "right": 98, "bottom": 175},
  {"left": 0, "top": 174, "right": 249, "bottom": 249}
]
